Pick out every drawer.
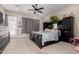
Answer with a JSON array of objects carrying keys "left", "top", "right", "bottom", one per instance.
[
  {"left": 0, "top": 33, "right": 8, "bottom": 39},
  {"left": 0, "top": 39, "right": 10, "bottom": 54},
  {"left": 0, "top": 34, "right": 9, "bottom": 43},
  {"left": 0, "top": 37, "right": 9, "bottom": 48}
]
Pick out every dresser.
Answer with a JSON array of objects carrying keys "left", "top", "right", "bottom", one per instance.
[{"left": 0, "top": 26, "right": 10, "bottom": 53}]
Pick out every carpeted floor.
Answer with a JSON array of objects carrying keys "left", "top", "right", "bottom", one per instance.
[{"left": 2, "top": 34, "right": 79, "bottom": 54}]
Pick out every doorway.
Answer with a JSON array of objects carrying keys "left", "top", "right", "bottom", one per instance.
[{"left": 8, "top": 15, "right": 17, "bottom": 37}]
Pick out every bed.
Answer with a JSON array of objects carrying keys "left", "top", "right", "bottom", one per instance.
[{"left": 30, "top": 29, "right": 60, "bottom": 49}]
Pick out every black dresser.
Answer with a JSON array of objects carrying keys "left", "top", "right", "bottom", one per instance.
[
  {"left": 0, "top": 32, "right": 10, "bottom": 54},
  {"left": 0, "top": 12, "right": 10, "bottom": 53},
  {"left": 0, "top": 26, "right": 10, "bottom": 54},
  {"left": 58, "top": 16, "right": 74, "bottom": 42}
]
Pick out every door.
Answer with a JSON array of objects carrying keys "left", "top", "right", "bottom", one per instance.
[
  {"left": 22, "top": 18, "right": 32, "bottom": 33},
  {"left": 22, "top": 17, "right": 39, "bottom": 33},
  {"left": 8, "top": 16, "right": 17, "bottom": 37},
  {"left": 32, "top": 19, "right": 39, "bottom": 31}
]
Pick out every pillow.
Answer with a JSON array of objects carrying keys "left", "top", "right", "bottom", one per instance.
[
  {"left": 45, "top": 28, "right": 59, "bottom": 33},
  {"left": 45, "top": 28, "right": 51, "bottom": 32},
  {"left": 45, "top": 29, "right": 55, "bottom": 32}
]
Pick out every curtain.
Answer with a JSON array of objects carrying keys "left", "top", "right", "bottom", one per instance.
[{"left": 22, "top": 17, "right": 39, "bottom": 33}]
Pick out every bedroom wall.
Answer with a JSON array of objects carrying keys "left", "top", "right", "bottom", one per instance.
[
  {"left": 42, "top": 5, "right": 79, "bottom": 37},
  {"left": 0, "top": 5, "right": 5, "bottom": 20},
  {"left": 6, "top": 11, "right": 41, "bottom": 34}
]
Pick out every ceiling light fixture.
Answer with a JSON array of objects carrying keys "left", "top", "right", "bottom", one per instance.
[{"left": 15, "top": 5, "right": 19, "bottom": 10}]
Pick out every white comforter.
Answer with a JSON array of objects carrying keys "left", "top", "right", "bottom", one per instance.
[{"left": 32, "top": 31, "right": 58, "bottom": 46}]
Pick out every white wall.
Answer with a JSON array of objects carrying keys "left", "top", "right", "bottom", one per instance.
[
  {"left": 42, "top": 5, "right": 79, "bottom": 37},
  {"left": 0, "top": 5, "right": 5, "bottom": 20},
  {"left": 6, "top": 11, "right": 41, "bottom": 34}
]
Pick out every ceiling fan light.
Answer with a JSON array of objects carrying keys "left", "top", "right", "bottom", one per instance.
[
  {"left": 16, "top": 7, "right": 18, "bottom": 9},
  {"left": 15, "top": 5, "right": 19, "bottom": 10}
]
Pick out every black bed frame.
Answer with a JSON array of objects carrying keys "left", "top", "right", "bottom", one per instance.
[{"left": 30, "top": 33, "right": 59, "bottom": 49}]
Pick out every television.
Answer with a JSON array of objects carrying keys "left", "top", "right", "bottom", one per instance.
[{"left": 0, "top": 12, "right": 3, "bottom": 24}]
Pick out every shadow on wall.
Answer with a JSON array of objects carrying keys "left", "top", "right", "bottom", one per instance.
[{"left": 74, "top": 17, "right": 79, "bottom": 37}]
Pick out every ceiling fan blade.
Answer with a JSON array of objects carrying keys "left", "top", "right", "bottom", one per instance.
[
  {"left": 34, "top": 11, "right": 36, "bottom": 14},
  {"left": 32, "top": 5, "right": 36, "bottom": 9},
  {"left": 35, "top": 4, "right": 37, "bottom": 7},
  {"left": 37, "top": 10, "right": 42, "bottom": 13},
  {"left": 38, "top": 7, "right": 44, "bottom": 10},
  {"left": 31, "top": 4, "right": 44, "bottom": 14}
]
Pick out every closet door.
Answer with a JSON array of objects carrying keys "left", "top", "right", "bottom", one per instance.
[
  {"left": 33, "top": 19, "right": 39, "bottom": 31},
  {"left": 22, "top": 18, "right": 33, "bottom": 33},
  {"left": 22, "top": 17, "right": 39, "bottom": 33},
  {"left": 22, "top": 18, "right": 28, "bottom": 33},
  {"left": 27, "top": 18, "right": 32, "bottom": 33}
]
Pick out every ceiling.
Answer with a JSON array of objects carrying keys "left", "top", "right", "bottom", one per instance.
[{"left": 2, "top": 4, "right": 70, "bottom": 16}]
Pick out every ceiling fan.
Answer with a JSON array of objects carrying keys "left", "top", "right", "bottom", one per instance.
[{"left": 28, "top": 4, "right": 44, "bottom": 14}]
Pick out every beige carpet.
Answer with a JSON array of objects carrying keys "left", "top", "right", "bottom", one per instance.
[{"left": 2, "top": 34, "right": 79, "bottom": 54}]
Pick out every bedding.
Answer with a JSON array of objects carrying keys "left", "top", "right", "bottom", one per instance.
[{"left": 32, "top": 30, "right": 59, "bottom": 46}]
